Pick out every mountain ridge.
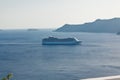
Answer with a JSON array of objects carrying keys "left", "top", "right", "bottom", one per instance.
[{"left": 55, "top": 18, "right": 120, "bottom": 33}]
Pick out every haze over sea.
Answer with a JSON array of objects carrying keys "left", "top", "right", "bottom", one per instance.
[{"left": 0, "top": 29, "right": 120, "bottom": 80}]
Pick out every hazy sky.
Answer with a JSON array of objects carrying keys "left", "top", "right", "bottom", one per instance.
[{"left": 0, "top": 0, "right": 120, "bottom": 29}]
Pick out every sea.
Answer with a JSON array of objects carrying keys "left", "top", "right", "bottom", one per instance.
[{"left": 0, "top": 29, "right": 120, "bottom": 80}]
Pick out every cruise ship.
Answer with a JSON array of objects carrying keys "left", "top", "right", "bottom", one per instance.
[{"left": 42, "top": 37, "right": 81, "bottom": 45}]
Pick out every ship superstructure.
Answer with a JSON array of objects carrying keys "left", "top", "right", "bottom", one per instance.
[{"left": 42, "top": 37, "right": 81, "bottom": 45}]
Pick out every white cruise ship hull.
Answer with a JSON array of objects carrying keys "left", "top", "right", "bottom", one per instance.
[{"left": 42, "top": 41, "right": 81, "bottom": 45}]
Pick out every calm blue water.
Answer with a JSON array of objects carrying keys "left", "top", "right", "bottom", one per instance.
[{"left": 0, "top": 30, "right": 120, "bottom": 80}]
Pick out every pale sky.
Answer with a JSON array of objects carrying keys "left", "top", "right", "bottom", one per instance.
[{"left": 0, "top": 0, "right": 120, "bottom": 29}]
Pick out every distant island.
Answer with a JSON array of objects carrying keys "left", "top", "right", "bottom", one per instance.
[
  {"left": 27, "top": 28, "right": 39, "bottom": 31},
  {"left": 55, "top": 18, "right": 120, "bottom": 33},
  {"left": 0, "top": 29, "right": 2, "bottom": 31}
]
